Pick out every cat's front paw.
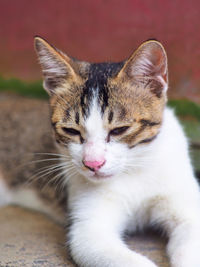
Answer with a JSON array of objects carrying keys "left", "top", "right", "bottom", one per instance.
[
  {"left": 132, "top": 256, "right": 158, "bottom": 267},
  {"left": 118, "top": 252, "right": 158, "bottom": 267},
  {"left": 169, "top": 243, "right": 200, "bottom": 267},
  {"left": 170, "top": 255, "right": 200, "bottom": 267}
]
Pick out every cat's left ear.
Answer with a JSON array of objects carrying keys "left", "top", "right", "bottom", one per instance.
[
  {"left": 118, "top": 40, "right": 168, "bottom": 96},
  {"left": 34, "top": 36, "right": 81, "bottom": 95}
]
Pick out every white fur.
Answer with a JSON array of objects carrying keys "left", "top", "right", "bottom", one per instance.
[
  {"left": 83, "top": 96, "right": 107, "bottom": 162},
  {"left": 66, "top": 104, "right": 200, "bottom": 267}
]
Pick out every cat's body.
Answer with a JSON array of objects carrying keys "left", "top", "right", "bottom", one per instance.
[
  {"left": 0, "top": 93, "right": 67, "bottom": 222},
  {"left": 0, "top": 38, "right": 200, "bottom": 267}
]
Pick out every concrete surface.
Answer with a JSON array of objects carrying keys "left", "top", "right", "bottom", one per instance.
[{"left": 0, "top": 206, "right": 169, "bottom": 267}]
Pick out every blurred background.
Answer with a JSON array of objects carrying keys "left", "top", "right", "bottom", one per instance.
[{"left": 0, "top": 0, "right": 199, "bottom": 175}]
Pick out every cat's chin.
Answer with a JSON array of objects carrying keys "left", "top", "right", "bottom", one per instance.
[
  {"left": 84, "top": 171, "right": 114, "bottom": 182},
  {"left": 93, "top": 173, "right": 113, "bottom": 179}
]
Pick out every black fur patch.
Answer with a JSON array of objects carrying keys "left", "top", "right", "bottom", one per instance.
[
  {"left": 75, "top": 112, "right": 79, "bottom": 125},
  {"left": 108, "top": 110, "right": 114, "bottom": 123},
  {"left": 80, "top": 62, "right": 124, "bottom": 117},
  {"left": 65, "top": 109, "right": 71, "bottom": 118},
  {"left": 119, "top": 106, "right": 127, "bottom": 120}
]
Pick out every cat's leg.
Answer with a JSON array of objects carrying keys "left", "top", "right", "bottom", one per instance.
[
  {"left": 167, "top": 222, "right": 200, "bottom": 267},
  {"left": 68, "top": 219, "right": 158, "bottom": 267},
  {"left": 150, "top": 194, "right": 200, "bottom": 267},
  {"left": 68, "top": 198, "right": 157, "bottom": 267}
]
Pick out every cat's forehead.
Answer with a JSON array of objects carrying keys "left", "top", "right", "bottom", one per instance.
[{"left": 50, "top": 61, "right": 126, "bottom": 125}]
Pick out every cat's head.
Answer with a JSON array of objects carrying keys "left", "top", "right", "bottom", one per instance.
[{"left": 35, "top": 37, "right": 168, "bottom": 182}]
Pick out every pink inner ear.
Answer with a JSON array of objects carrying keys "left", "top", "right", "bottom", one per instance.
[
  {"left": 162, "top": 72, "right": 168, "bottom": 83},
  {"left": 125, "top": 41, "right": 168, "bottom": 83},
  {"left": 152, "top": 47, "right": 167, "bottom": 79}
]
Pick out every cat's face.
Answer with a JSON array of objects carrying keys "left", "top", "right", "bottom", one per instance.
[{"left": 35, "top": 37, "right": 168, "bottom": 182}]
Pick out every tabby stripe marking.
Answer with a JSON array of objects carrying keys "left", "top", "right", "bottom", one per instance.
[
  {"left": 75, "top": 112, "right": 80, "bottom": 125},
  {"left": 140, "top": 119, "right": 161, "bottom": 127},
  {"left": 108, "top": 111, "right": 113, "bottom": 123},
  {"left": 138, "top": 134, "right": 158, "bottom": 144},
  {"left": 129, "top": 134, "right": 158, "bottom": 149}
]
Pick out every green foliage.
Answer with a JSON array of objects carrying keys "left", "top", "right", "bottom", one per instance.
[
  {"left": 0, "top": 76, "right": 47, "bottom": 98},
  {"left": 180, "top": 120, "right": 200, "bottom": 143},
  {"left": 179, "top": 119, "right": 200, "bottom": 171},
  {"left": 168, "top": 99, "right": 200, "bottom": 121},
  {"left": 168, "top": 100, "right": 200, "bottom": 172}
]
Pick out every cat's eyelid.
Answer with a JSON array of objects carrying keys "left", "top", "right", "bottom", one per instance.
[
  {"left": 62, "top": 127, "right": 80, "bottom": 136},
  {"left": 109, "top": 126, "right": 130, "bottom": 136}
]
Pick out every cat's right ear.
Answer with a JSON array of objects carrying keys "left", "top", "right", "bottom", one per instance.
[
  {"left": 34, "top": 36, "right": 78, "bottom": 95},
  {"left": 116, "top": 40, "right": 168, "bottom": 97}
]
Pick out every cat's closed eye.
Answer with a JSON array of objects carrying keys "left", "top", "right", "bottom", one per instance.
[
  {"left": 62, "top": 127, "right": 80, "bottom": 136},
  {"left": 109, "top": 126, "right": 129, "bottom": 136}
]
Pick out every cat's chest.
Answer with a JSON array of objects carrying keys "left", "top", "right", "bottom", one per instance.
[
  {"left": 105, "top": 172, "right": 161, "bottom": 210},
  {"left": 68, "top": 170, "right": 162, "bottom": 223}
]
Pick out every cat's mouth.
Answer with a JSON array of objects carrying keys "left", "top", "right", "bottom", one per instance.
[{"left": 81, "top": 162, "right": 113, "bottom": 179}]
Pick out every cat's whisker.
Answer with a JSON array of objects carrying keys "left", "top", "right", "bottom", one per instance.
[
  {"left": 27, "top": 163, "right": 69, "bottom": 184},
  {"left": 26, "top": 166, "right": 73, "bottom": 190},
  {"left": 33, "top": 162, "right": 69, "bottom": 177},
  {"left": 14, "top": 158, "right": 64, "bottom": 173},
  {"left": 33, "top": 152, "right": 70, "bottom": 159},
  {"left": 61, "top": 169, "right": 78, "bottom": 189},
  {"left": 47, "top": 167, "right": 77, "bottom": 192},
  {"left": 42, "top": 170, "right": 66, "bottom": 191},
  {"left": 20, "top": 158, "right": 67, "bottom": 169},
  {"left": 34, "top": 163, "right": 76, "bottom": 187}
]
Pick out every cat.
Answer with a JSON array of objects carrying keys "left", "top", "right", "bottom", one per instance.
[{"left": 0, "top": 36, "right": 200, "bottom": 267}]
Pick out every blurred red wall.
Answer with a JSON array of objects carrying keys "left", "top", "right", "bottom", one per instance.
[{"left": 1, "top": 0, "right": 200, "bottom": 102}]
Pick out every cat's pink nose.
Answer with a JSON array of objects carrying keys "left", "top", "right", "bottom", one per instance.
[{"left": 83, "top": 159, "right": 106, "bottom": 172}]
